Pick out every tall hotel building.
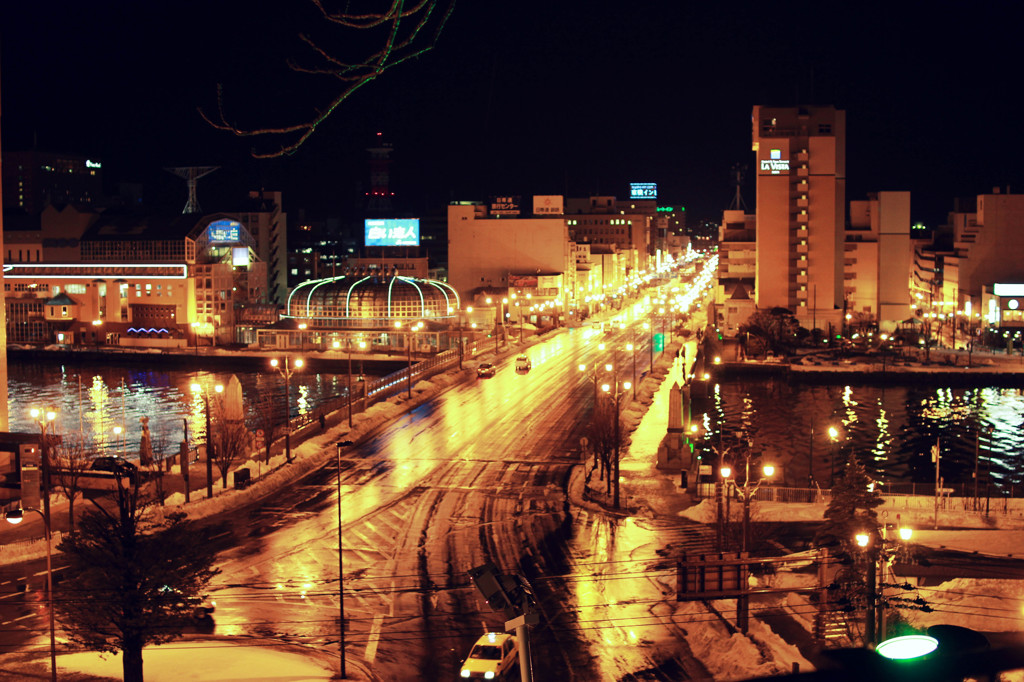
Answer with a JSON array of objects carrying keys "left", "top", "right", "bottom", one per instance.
[{"left": 752, "top": 105, "right": 846, "bottom": 331}]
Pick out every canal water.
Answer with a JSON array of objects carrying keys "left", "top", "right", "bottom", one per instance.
[
  {"left": 7, "top": 360, "right": 1024, "bottom": 493},
  {"left": 7, "top": 360, "right": 353, "bottom": 458},
  {"left": 707, "top": 378, "right": 1024, "bottom": 493}
]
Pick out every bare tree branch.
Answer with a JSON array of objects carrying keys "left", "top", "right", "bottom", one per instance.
[
  {"left": 51, "top": 434, "right": 96, "bottom": 535},
  {"left": 199, "top": 0, "right": 456, "bottom": 158}
]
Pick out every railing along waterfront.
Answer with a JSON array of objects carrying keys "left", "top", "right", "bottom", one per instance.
[{"left": 696, "top": 484, "right": 1024, "bottom": 518}]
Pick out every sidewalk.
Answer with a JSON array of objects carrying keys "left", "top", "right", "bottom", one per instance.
[{"left": 3, "top": 637, "right": 369, "bottom": 681}]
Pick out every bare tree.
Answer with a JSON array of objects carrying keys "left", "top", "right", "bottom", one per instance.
[
  {"left": 212, "top": 419, "right": 253, "bottom": 489},
  {"left": 200, "top": 0, "right": 456, "bottom": 158},
  {"left": 586, "top": 398, "right": 623, "bottom": 501},
  {"left": 148, "top": 423, "right": 178, "bottom": 505},
  {"left": 251, "top": 388, "right": 281, "bottom": 464},
  {"left": 57, "top": 483, "right": 222, "bottom": 682},
  {"left": 50, "top": 434, "right": 95, "bottom": 535}
]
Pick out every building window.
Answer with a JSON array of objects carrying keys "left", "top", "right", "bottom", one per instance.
[{"left": 818, "top": 123, "right": 832, "bottom": 134}]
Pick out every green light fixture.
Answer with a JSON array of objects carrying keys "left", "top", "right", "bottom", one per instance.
[{"left": 875, "top": 634, "right": 938, "bottom": 660}]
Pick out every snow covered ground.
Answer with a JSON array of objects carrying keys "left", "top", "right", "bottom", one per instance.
[
  {"left": 51, "top": 641, "right": 339, "bottom": 681},
  {"left": 9, "top": 331, "right": 1024, "bottom": 680},
  {"left": 617, "top": 343, "right": 1024, "bottom": 680}
]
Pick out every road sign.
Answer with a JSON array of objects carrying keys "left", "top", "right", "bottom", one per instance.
[
  {"left": 938, "top": 487, "right": 953, "bottom": 494},
  {"left": 654, "top": 332, "right": 665, "bottom": 352},
  {"left": 699, "top": 465, "right": 712, "bottom": 476}
]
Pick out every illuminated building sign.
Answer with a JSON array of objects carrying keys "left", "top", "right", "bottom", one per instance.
[
  {"left": 365, "top": 218, "right": 420, "bottom": 246},
  {"left": 207, "top": 219, "right": 241, "bottom": 243},
  {"left": 232, "top": 247, "right": 250, "bottom": 267},
  {"left": 533, "top": 195, "right": 563, "bottom": 215},
  {"left": 86, "top": 159, "right": 102, "bottom": 169},
  {"left": 759, "top": 149, "right": 790, "bottom": 174},
  {"left": 993, "top": 283, "right": 1024, "bottom": 297},
  {"left": 490, "top": 196, "right": 521, "bottom": 216},
  {"left": 630, "top": 182, "right": 657, "bottom": 199}
]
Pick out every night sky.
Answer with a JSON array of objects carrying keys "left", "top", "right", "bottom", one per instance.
[{"left": 2, "top": 2, "right": 1022, "bottom": 227}]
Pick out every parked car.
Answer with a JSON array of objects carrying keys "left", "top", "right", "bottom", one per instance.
[
  {"left": 477, "top": 362, "right": 497, "bottom": 378},
  {"left": 515, "top": 355, "right": 532, "bottom": 372},
  {"left": 459, "top": 632, "right": 518, "bottom": 680},
  {"left": 158, "top": 585, "right": 215, "bottom": 621},
  {"left": 90, "top": 455, "right": 138, "bottom": 476}
]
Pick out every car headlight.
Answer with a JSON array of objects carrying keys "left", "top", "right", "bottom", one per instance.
[
  {"left": 484, "top": 673, "right": 495, "bottom": 680},
  {"left": 460, "top": 671, "right": 470, "bottom": 678}
]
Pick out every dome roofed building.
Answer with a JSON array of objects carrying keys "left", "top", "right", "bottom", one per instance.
[{"left": 262, "top": 267, "right": 471, "bottom": 355}]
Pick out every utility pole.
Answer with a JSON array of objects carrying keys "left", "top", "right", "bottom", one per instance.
[
  {"left": 469, "top": 563, "right": 538, "bottom": 682},
  {"left": 932, "top": 438, "right": 941, "bottom": 530}
]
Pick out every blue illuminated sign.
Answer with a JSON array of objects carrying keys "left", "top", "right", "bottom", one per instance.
[
  {"left": 207, "top": 219, "right": 241, "bottom": 243},
  {"left": 630, "top": 182, "right": 657, "bottom": 200},
  {"left": 365, "top": 218, "right": 420, "bottom": 247}
]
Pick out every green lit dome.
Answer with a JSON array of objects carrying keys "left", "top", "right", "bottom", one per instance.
[{"left": 286, "top": 271, "right": 460, "bottom": 329}]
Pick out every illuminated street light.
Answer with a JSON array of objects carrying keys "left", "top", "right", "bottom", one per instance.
[
  {"left": 6, "top": 507, "right": 57, "bottom": 682},
  {"left": 270, "top": 356, "right": 304, "bottom": 463},
  {"left": 191, "top": 382, "right": 225, "bottom": 498},
  {"left": 348, "top": 339, "right": 366, "bottom": 427}
]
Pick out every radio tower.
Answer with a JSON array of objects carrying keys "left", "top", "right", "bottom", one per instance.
[
  {"left": 727, "top": 163, "right": 748, "bottom": 211},
  {"left": 166, "top": 166, "right": 220, "bottom": 214},
  {"left": 366, "top": 132, "right": 393, "bottom": 214}
]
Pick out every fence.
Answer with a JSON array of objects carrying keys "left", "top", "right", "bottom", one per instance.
[
  {"left": 284, "top": 349, "right": 461, "bottom": 433},
  {"left": 695, "top": 483, "right": 1024, "bottom": 518}
]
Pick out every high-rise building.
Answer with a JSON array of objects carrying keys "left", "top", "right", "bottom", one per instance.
[
  {"left": 846, "top": 191, "right": 912, "bottom": 332},
  {"left": 752, "top": 105, "right": 845, "bottom": 332},
  {"left": 1, "top": 150, "right": 104, "bottom": 214}
]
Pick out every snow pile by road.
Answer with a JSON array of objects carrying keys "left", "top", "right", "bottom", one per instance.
[
  {"left": 900, "top": 578, "right": 1024, "bottom": 633},
  {"left": 673, "top": 600, "right": 808, "bottom": 680},
  {"left": 53, "top": 640, "right": 336, "bottom": 681}
]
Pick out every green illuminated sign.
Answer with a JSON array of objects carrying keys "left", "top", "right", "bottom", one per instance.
[{"left": 653, "top": 333, "right": 665, "bottom": 352}]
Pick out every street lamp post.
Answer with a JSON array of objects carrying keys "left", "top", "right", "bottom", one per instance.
[
  {"left": 501, "top": 297, "right": 508, "bottom": 350},
  {"left": 974, "top": 423, "right": 993, "bottom": 512},
  {"left": 721, "top": 449, "right": 774, "bottom": 634},
  {"left": 396, "top": 321, "right": 421, "bottom": 399},
  {"left": 856, "top": 523, "right": 914, "bottom": 646},
  {"left": 335, "top": 441, "right": 347, "bottom": 679},
  {"left": 601, "top": 374, "right": 631, "bottom": 509},
  {"left": 721, "top": 452, "right": 775, "bottom": 554},
  {"left": 644, "top": 320, "right": 653, "bottom": 374},
  {"left": 191, "top": 382, "right": 224, "bottom": 498},
  {"left": 626, "top": 341, "right": 637, "bottom": 400},
  {"left": 29, "top": 408, "right": 57, "bottom": 536},
  {"left": 6, "top": 507, "right": 57, "bottom": 682},
  {"left": 270, "top": 356, "right": 304, "bottom": 463},
  {"left": 348, "top": 339, "right": 366, "bottom": 428},
  {"left": 828, "top": 425, "right": 841, "bottom": 487}
]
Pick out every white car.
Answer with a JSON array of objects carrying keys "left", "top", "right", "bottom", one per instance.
[
  {"left": 460, "top": 632, "right": 518, "bottom": 680},
  {"left": 514, "top": 355, "right": 531, "bottom": 372}
]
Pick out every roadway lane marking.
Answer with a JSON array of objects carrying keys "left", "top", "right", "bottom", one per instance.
[
  {"left": 363, "top": 613, "right": 384, "bottom": 662},
  {"left": 4, "top": 614, "right": 34, "bottom": 624},
  {"left": 27, "top": 565, "right": 69, "bottom": 580}
]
